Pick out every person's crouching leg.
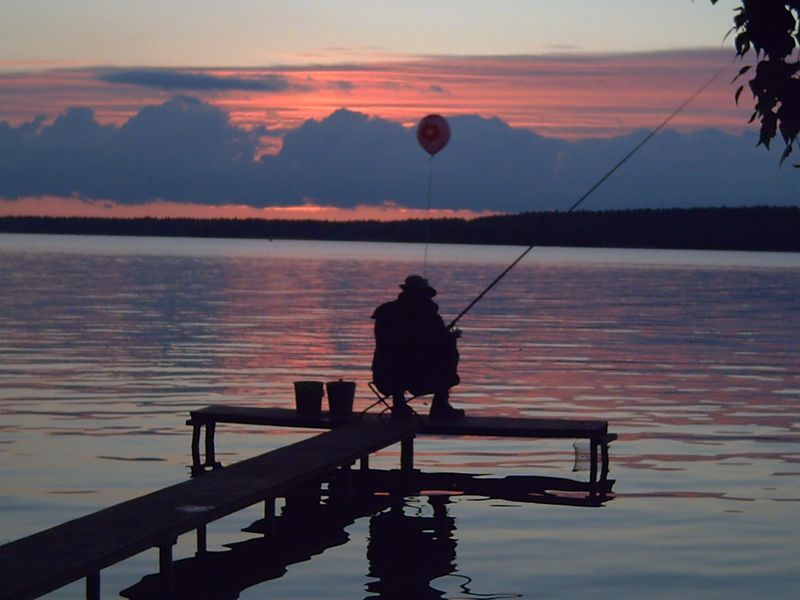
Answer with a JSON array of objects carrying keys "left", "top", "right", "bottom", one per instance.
[{"left": 429, "top": 389, "right": 465, "bottom": 420}]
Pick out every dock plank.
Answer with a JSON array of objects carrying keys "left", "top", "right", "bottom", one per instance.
[
  {"left": 0, "top": 419, "right": 416, "bottom": 600},
  {"left": 189, "top": 405, "right": 609, "bottom": 439}
]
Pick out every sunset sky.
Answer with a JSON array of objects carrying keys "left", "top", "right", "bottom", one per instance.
[{"left": 1, "top": 1, "right": 796, "bottom": 220}]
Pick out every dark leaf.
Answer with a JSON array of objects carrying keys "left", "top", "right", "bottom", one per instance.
[
  {"left": 758, "top": 112, "right": 778, "bottom": 148},
  {"left": 735, "top": 85, "right": 745, "bottom": 104},
  {"left": 732, "top": 65, "right": 751, "bottom": 82},
  {"left": 735, "top": 32, "right": 751, "bottom": 56},
  {"left": 733, "top": 9, "right": 746, "bottom": 29},
  {"left": 778, "top": 117, "right": 799, "bottom": 145},
  {"left": 722, "top": 26, "right": 736, "bottom": 44},
  {"left": 779, "top": 143, "right": 793, "bottom": 165}
]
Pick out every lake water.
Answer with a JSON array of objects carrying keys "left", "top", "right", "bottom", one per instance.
[{"left": 1, "top": 234, "right": 799, "bottom": 599}]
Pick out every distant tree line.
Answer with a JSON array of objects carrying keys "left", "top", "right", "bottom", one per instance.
[{"left": 1, "top": 206, "right": 798, "bottom": 251}]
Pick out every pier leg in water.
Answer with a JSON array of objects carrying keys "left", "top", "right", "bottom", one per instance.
[
  {"left": 263, "top": 497, "right": 276, "bottom": 536},
  {"left": 401, "top": 436, "right": 415, "bottom": 472},
  {"left": 86, "top": 571, "right": 100, "bottom": 600},
  {"left": 204, "top": 422, "right": 219, "bottom": 470},
  {"left": 196, "top": 524, "right": 207, "bottom": 556},
  {"left": 601, "top": 441, "right": 611, "bottom": 482},
  {"left": 159, "top": 540, "right": 175, "bottom": 598}
]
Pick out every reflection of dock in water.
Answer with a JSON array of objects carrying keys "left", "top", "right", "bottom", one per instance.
[
  {"left": 121, "top": 469, "right": 614, "bottom": 599},
  {"left": 0, "top": 406, "right": 615, "bottom": 600},
  {"left": 120, "top": 481, "right": 393, "bottom": 599},
  {"left": 353, "top": 468, "right": 615, "bottom": 508}
]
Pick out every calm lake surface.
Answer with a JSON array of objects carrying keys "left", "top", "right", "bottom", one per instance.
[{"left": 1, "top": 234, "right": 799, "bottom": 599}]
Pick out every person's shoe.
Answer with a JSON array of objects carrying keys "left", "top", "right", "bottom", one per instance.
[
  {"left": 429, "top": 404, "right": 465, "bottom": 420},
  {"left": 391, "top": 401, "right": 414, "bottom": 419}
]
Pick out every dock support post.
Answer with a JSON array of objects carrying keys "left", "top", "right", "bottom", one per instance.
[
  {"left": 360, "top": 454, "right": 370, "bottom": 471},
  {"left": 196, "top": 524, "right": 207, "bottom": 555},
  {"left": 159, "top": 540, "right": 175, "bottom": 598},
  {"left": 190, "top": 423, "right": 202, "bottom": 473},
  {"left": 264, "top": 496, "right": 275, "bottom": 519},
  {"left": 589, "top": 438, "right": 599, "bottom": 489},
  {"left": 600, "top": 440, "right": 610, "bottom": 483},
  {"left": 264, "top": 497, "right": 276, "bottom": 536},
  {"left": 204, "top": 422, "right": 217, "bottom": 469},
  {"left": 86, "top": 570, "right": 100, "bottom": 600},
  {"left": 341, "top": 463, "right": 353, "bottom": 505},
  {"left": 401, "top": 436, "right": 414, "bottom": 472}
]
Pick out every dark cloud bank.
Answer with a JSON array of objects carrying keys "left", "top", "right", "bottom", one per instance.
[
  {"left": 97, "top": 69, "right": 291, "bottom": 92},
  {"left": 0, "top": 96, "right": 796, "bottom": 211}
]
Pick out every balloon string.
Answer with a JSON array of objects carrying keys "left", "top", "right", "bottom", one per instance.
[{"left": 423, "top": 153, "right": 434, "bottom": 276}]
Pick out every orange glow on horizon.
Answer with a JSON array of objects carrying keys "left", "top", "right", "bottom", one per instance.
[{"left": 0, "top": 196, "right": 500, "bottom": 221}]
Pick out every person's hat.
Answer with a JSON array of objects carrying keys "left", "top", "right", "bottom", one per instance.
[{"left": 400, "top": 274, "right": 437, "bottom": 297}]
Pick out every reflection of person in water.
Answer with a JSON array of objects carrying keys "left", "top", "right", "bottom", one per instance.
[
  {"left": 372, "top": 275, "right": 465, "bottom": 419},
  {"left": 365, "top": 496, "right": 457, "bottom": 599}
]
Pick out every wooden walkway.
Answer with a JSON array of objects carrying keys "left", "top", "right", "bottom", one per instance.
[
  {"left": 0, "top": 405, "right": 616, "bottom": 599},
  {"left": 188, "top": 405, "right": 617, "bottom": 484},
  {"left": 0, "top": 418, "right": 416, "bottom": 600}
]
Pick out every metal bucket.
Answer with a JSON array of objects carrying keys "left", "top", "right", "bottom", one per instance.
[
  {"left": 326, "top": 379, "right": 356, "bottom": 417},
  {"left": 572, "top": 440, "right": 590, "bottom": 472},
  {"left": 294, "top": 381, "right": 323, "bottom": 415}
]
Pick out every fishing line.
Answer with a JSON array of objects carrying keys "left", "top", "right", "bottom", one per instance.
[{"left": 447, "top": 57, "right": 735, "bottom": 330}]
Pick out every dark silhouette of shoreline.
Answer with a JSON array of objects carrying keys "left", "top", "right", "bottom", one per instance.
[{"left": 1, "top": 205, "right": 798, "bottom": 251}]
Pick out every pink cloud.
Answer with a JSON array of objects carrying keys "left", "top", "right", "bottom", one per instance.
[{"left": 0, "top": 49, "right": 752, "bottom": 140}]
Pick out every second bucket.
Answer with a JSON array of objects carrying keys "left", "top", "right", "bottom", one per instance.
[{"left": 326, "top": 379, "right": 356, "bottom": 417}]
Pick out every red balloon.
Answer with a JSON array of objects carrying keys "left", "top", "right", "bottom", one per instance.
[{"left": 417, "top": 114, "right": 450, "bottom": 155}]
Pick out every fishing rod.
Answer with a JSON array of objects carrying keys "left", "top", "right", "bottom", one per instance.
[{"left": 446, "top": 57, "right": 734, "bottom": 331}]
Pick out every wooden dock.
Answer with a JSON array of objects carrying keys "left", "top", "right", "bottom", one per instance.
[
  {"left": 188, "top": 405, "right": 617, "bottom": 484},
  {"left": 0, "top": 404, "right": 616, "bottom": 600},
  {"left": 0, "top": 418, "right": 416, "bottom": 600}
]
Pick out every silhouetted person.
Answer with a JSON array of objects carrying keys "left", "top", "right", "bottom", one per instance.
[
  {"left": 365, "top": 496, "right": 457, "bottom": 598},
  {"left": 372, "top": 275, "right": 464, "bottom": 419}
]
